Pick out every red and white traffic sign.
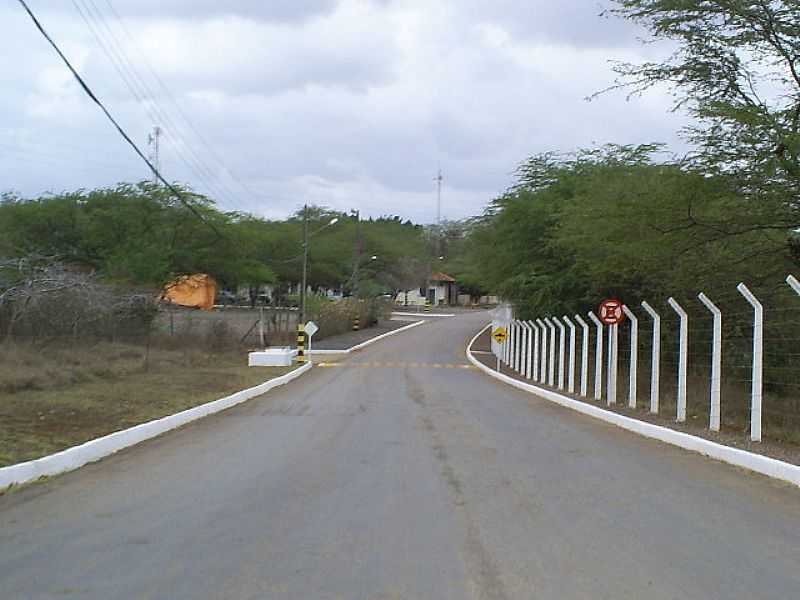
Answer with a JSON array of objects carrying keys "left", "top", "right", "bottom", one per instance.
[{"left": 599, "top": 299, "right": 626, "bottom": 325}]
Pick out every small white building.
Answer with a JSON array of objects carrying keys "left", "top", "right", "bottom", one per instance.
[{"left": 396, "top": 272, "right": 458, "bottom": 306}]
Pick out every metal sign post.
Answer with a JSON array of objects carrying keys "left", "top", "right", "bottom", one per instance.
[
  {"left": 492, "top": 326, "right": 508, "bottom": 372},
  {"left": 304, "top": 321, "right": 319, "bottom": 362}
]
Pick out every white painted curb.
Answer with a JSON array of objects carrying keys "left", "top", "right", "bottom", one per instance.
[
  {"left": 0, "top": 362, "right": 313, "bottom": 492},
  {"left": 391, "top": 311, "right": 454, "bottom": 318},
  {"left": 467, "top": 324, "right": 800, "bottom": 489},
  {"left": 308, "top": 319, "right": 426, "bottom": 355}
]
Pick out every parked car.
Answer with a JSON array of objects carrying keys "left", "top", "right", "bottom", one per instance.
[{"left": 216, "top": 290, "right": 238, "bottom": 306}]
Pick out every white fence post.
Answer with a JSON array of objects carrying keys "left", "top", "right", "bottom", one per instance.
[
  {"left": 737, "top": 283, "right": 763, "bottom": 443},
  {"left": 510, "top": 320, "right": 517, "bottom": 371},
  {"left": 544, "top": 318, "right": 555, "bottom": 386},
  {"left": 507, "top": 320, "right": 515, "bottom": 366},
  {"left": 530, "top": 320, "right": 539, "bottom": 382},
  {"left": 588, "top": 311, "right": 603, "bottom": 401},
  {"left": 698, "top": 293, "right": 722, "bottom": 432},
  {"left": 520, "top": 321, "right": 528, "bottom": 375},
  {"left": 788, "top": 275, "right": 800, "bottom": 295},
  {"left": 607, "top": 323, "right": 618, "bottom": 406},
  {"left": 556, "top": 318, "right": 566, "bottom": 390},
  {"left": 549, "top": 319, "right": 557, "bottom": 387},
  {"left": 504, "top": 318, "right": 511, "bottom": 365},
  {"left": 521, "top": 321, "right": 527, "bottom": 374},
  {"left": 499, "top": 319, "right": 506, "bottom": 364},
  {"left": 537, "top": 318, "right": 548, "bottom": 385},
  {"left": 501, "top": 320, "right": 508, "bottom": 365},
  {"left": 575, "top": 315, "right": 589, "bottom": 397},
  {"left": 545, "top": 318, "right": 557, "bottom": 386},
  {"left": 622, "top": 306, "right": 638, "bottom": 409},
  {"left": 563, "top": 316, "right": 576, "bottom": 394},
  {"left": 668, "top": 297, "right": 688, "bottom": 423},
  {"left": 513, "top": 321, "right": 522, "bottom": 373},
  {"left": 509, "top": 319, "right": 516, "bottom": 366},
  {"left": 641, "top": 301, "right": 661, "bottom": 414},
  {"left": 523, "top": 321, "right": 532, "bottom": 379}
]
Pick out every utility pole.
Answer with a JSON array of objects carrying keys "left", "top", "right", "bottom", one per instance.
[
  {"left": 435, "top": 167, "right": 443, "bottom": 226},
  {"left": 299, "top": 208, "right": 339, "bottom": 324},
  {"left": 148, "top": 126, "right": 162, "bottom": 184},
  {"left": 351, "top": 209, "right": 362, "bottom": 298},
  {"left": 300, "top": 204, "right": 309, "bottom": 324},
  {"left": 434, "top": 167, "right": 444, "bottom": 258}
]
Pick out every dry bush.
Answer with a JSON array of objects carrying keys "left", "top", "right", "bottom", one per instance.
[
  {"left": 0, "top": 337, "right": 252, "bottom": 397},
  {"left": 0, "top": 257, "right": 156, "bottom": 343},
  {"left": 204, "top": 320, "right": 237, "bottom": 353},
  {"left": 308, "top": 296, "right": 392, "bottom": 339},
  {"left": 0, "top": 341, "right": 147, "bottom": 394}
]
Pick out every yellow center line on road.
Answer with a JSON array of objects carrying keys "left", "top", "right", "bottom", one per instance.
[{"left": 316, "top": 361, "right": 476, "bottom": 370}]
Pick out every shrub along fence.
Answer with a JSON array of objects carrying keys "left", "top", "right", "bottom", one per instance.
[
  {"left": 157, "top": 296, "right": 392, "bottom": 349},
  {"left": 495, "top": 275, "right": 800, "bottom": 447},
  {"left": 0, "top": 259, "right": 392, "bottom": 352},
  {"left": 305, "top": 295, "right": 390, "bottom": 340}
]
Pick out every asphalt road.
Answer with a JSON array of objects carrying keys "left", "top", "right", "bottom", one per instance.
[{"left": 1, "top": 312, "right": 799, "bottom": 599}]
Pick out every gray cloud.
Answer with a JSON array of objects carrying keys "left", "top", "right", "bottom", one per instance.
[
  {"left": 35, "top": 0, "right": 340, "bottom": 23},
  {"left": 1, "top": 0, "right": 688, "bottom": 223},
  {"left": 457, "top": 0, "right": 635, "bottom": 47}
]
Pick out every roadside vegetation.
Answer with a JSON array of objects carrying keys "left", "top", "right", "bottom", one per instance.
[
  {"left": 461, "top": 1, "right": 800, "bottom": 445},
  {"left": 0, "top": 184, "right": 464, "bottom": 302},
  {"left": 4, "top": 1, "right": 800, "bottom": 460},
  {"left": 0, "top": 341, "right": 293, "bottom": 467}
]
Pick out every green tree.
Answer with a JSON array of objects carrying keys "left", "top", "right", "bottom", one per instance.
[
  {"left": 605, "top": 0, "right": 800, "bottom": 243},
  {"left": 464, "top": 144, "right": 795, "bottom": 317}
]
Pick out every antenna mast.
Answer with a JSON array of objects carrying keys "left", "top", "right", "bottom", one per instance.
[
  {"left": 435, "top": 167, "right": 443, "bottom": 225},
  {"left": 148, "top": 126, "right": 162, "bottom": 184}
]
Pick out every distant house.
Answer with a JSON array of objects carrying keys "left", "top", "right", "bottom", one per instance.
[{"left": 397, "top": 272, "right": 458, "bottom": 306}]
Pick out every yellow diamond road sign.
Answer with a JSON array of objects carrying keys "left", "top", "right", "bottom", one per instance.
[{"left": 492, "top": 327, "right": 508, "bottom": 344}]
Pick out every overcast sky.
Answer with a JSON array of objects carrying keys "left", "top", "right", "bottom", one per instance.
[{"left": 1, "top": 0, "right": 687, "bottom": 223}]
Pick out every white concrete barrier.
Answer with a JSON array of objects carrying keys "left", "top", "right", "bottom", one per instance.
[
  {"left": 467, "top": 324, "right": 800, "bottom": 489},
  {"left": 248, "top": 347, "right": 294, "bottom": 366},
  {"left": 0, "top": 363, "right": 313, "bottom": 492},
  {"left": 391, "top": 311, "right": 454, "bottom": 318}
]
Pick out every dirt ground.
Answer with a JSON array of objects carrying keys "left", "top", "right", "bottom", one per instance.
[{"left": 0, "top": 342, "right": 292, "bottom": 467}]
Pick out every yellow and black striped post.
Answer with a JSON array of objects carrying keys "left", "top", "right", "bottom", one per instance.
[
  {"left": 296, "top": 324, "right": 307, "bottom": 363},
  {"left": 352, "top": 313, "right": 360, "bottom": 331},
  {"left": 424, "top": 300, "right": 431, "bottom": 312}
]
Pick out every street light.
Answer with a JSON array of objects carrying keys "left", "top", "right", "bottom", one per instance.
[
  {"left": 351, "top": 253, "right": 379, "bottom": 298},
  {"left": 301, "top": 207, "right": 339, "bottom": 323}
]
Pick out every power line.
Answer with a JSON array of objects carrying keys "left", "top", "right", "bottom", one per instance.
[
  {"left": 102, "top": 0, "right": 271, "bottom": 206},
  {"left": 72, "top": 0, "right": 244, "bottom": 208},
  {"left": 15, "top": 0, "right": 221, "bottom": 236},
  {"left": 82, "top": 0, "right": 241, "bottom": 204},
  {"left": 71, "top": 0, "right": 243, "bottom": 210}
]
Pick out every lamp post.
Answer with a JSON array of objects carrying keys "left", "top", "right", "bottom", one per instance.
[
  {"left": 300, "top": 205, "right": 338, "bottom": 323},
  {"left": 351, "top": 253, "right": 378, "bottom": 299}
]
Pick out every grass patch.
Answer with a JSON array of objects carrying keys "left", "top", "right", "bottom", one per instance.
[{"left": 0, "top": 342, "right": 294, "bottom": 467}]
